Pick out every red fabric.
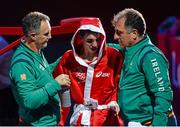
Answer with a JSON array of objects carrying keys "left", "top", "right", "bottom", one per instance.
[
  {"left": 58, "top": 107, "right": 70, "bottom": 126},
  {"left": 53, "top": 47, "right": 123, "bottom": 126},
  {"left": 52, "top": 17, "right": 124, "bottom": 126}
]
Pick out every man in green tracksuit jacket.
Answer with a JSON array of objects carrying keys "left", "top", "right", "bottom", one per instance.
[
  {"left": 108, "top": 8, "right": 177, "bottom": 126},
  {"left": 9, "top": 11, "right": 71, "bottom": 126}
]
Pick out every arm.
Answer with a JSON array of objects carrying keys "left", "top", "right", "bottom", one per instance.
[
  {"left": 107, "top": 43, "right": 123, "bottom": 51},
  {"left": 53, "top": 55, "right": 71, "bottom": 126},
  {"left": 107, "top": 48, "right": 124, "bottom": 114},
  {"left": 49, "top": 56, "right": 62, "bottom": 73},
  {"left": 10, "top": 62, "right": 62, "bottom": 110},
  {"left": 112, "top": 50, "right": 124, "bottom": 102},
  {"left": 53, "top": 52, "right": 84, "bottom": 125},
  {"left": 142, "top": 52, "right": 173, "bottom": 126}
]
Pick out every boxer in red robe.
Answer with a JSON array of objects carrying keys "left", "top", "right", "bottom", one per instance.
[{"left": 53, "top": 17, "right": 124, "bottom": 126}]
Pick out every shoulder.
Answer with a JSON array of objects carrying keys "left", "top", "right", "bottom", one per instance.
[
  {"left": 139, "top": 44, "right": 168, "bottom": 65},
  {"left": 106, "top": 46, "right": 123, "bottom": 57},
  {"left": 10, "top": 50, "right": 34, "bottom": 71},
  {"left": 106, "top": 46, "right": 120, "bottom": 54},
  {"left": 64, "top": 50, "right": 73, "bottom": 55},
  {"left": 106, "top": 43, "right": 122, "bottom": 50},
  {"left": 105, "top": 47, "right": 124, "bottom": 65},
  {"left": 61, "top": 50, "right": 73, "bottom": 59},
  {"left": 60, "top": 50, "right": 74, "bottom": 64}
]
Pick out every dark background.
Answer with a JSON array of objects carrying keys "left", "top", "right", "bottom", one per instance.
[
  {"left": 0, "top": 0, "right": 179, "bottom": 61},
  {"left": 0, "top": 0, "right": 180, "bottom": 125},
  {"left": 0, "top": 0, "right": 179, "bottom": 41}
]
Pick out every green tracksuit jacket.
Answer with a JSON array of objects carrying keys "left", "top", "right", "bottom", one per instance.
[
  {"left": 108, "top": 35, "right": 173, "bottom": 126},
  {"left": 9, "top": 42, "right": 62, "bottom": 126}
]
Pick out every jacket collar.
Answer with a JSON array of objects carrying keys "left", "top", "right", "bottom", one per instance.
[{"left": 125, "top": 34, "right": 152, "bottom": 54}]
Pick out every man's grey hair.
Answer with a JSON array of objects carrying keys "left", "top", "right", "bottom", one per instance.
[
  {"left": 22, "top": 11, "right": 50, "bottom": 37},
  {"left": 112, "top": 8, "right": 146, "bottom": 36}
]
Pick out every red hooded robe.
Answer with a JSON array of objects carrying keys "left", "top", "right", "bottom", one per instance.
[{"left": 53, "top": 17, "right": 123, "bottom": 126}]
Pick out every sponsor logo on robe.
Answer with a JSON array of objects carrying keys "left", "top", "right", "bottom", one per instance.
[
  {"left": 73, "top": 67, "right": 86, "bottom": 83},
  {"left": 96, "top": 71, "right": 110, "bottom": 78}
]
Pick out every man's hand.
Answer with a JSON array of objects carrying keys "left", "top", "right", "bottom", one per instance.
[{"left": 55, "top": 74, "right": 71, "bottom": 87}]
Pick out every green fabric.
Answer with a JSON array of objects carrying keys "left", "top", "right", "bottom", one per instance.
[
  {"left": 107, "top": 43, "right": 122, "bottom": 51},
  {"left": 49, "top": 56, "right": 62, "bottom": 73},
  {"left": 108, "top": 35, "right": 173, "bottom": 126},
  {"left": 9, "top": 42, "right": 61, "bottom": 126}
]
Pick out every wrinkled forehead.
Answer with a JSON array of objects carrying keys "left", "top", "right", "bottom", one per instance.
[
  {"left": 39, "top": 20, "right": 51, "bottom": 32},
  {"left": 115, "top": 18, "right": 126, "bottom": 28}
]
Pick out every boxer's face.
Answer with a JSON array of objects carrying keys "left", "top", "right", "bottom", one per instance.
[{"left": 82, "top": 33, "right": 100, "bottom": 58}]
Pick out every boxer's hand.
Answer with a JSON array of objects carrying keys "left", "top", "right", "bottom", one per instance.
[
  {"left": 84, "top": 98, "right": 98, "bottom": 109},
  {"left": 128, "top": 121, "right": 145, "bottom": 127},
  {"left": 55, "top": 74, "right": 71, "bottom": 87},
  {"left": 107, "top": 101, "right": 120, "bottom": 114}
]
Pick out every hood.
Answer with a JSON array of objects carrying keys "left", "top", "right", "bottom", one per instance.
[{"left": 71, "top": 17, "right": 106, "bottom": 67}]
